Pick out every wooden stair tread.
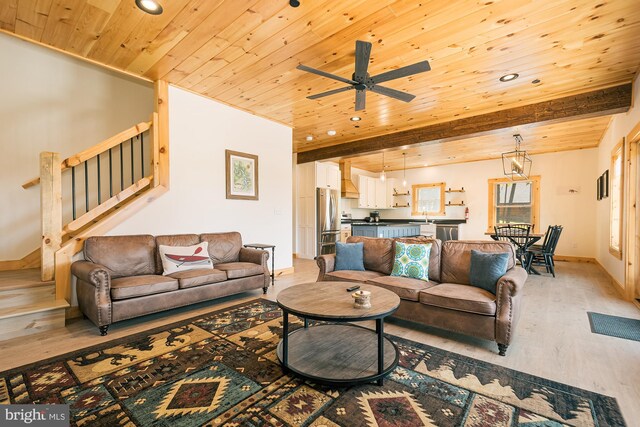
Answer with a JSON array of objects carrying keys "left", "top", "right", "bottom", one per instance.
[
  {"left": 0, "top": 268, "right": 54, "bottom": 291},
  {"left": 0, "top": 299, "right": 69, "bottom": 320}
]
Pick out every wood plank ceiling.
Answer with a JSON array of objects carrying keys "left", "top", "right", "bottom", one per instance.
[{"left": 1, "top": 0, "right": 639, "bottom": 169}]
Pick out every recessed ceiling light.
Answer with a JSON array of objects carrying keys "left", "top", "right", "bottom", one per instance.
[
  {"left": 327, "top": 130, "right": 337, "bottom": 136},
  {"left": 350, "top": 116, "right": 361, "bottom": 121},
  {"left": 499, "top": 73, "right": 519, "bottom": 82},
  {"left": 305, "top": 135, "right": 313, "bottom": 141},
  {"left": 135, "top": 0, "right": 163, "bottom": 14},
  {"left": 531, "top": 78, "right": 541, "bottom": 84},
  {"left": 424, "top": 163, "right": 429, "bottom": 167},
  {"left": 289, "top": 0, "right": 300, "bottom": 6}
]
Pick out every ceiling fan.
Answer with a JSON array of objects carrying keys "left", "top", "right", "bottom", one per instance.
[{"left": 297, "top": 40, "right": 431, "bottom": 111}]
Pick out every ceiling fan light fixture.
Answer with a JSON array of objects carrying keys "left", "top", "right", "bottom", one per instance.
[
  {"left": 327, "top": 130, "right": 337, "bottom": 136},
  {"left": 135, "top": 0, "right": 163, "bottom": 15},
  {"left": 499, "top": 73, "right": 519, "bottom": 82}
]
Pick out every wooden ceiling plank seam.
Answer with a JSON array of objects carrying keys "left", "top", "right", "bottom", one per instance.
[
  {"left": 15, "top": 0, "right": 54, "bottom": 40},
  {"left": 296, "top": 83, "right": 632, "bottom": 163},
  {"left": 161, "top": 0, "right": 291, "bottom": 83},
  {"left": 0, "top": 0, "right": 18, "bottom": 32},
  {"left": 39, "top": 0, "right": 85, "bottom": 48},
  {"left": 65, "top": 1, "right": 115, "bottom": 56},
  {"left": 109, "top": 0, "right": 193, "bottom": 70},
  {"left": 142, "top": 0, "right": 236, "bottom": 79},
  {"left": 85, "top": 0, "right": 145, "bottom": 63}
]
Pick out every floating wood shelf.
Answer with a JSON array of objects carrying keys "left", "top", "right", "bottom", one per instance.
[
  {"left": 446, "top": 188, "right": 465, "bottom": 193},
  {"left": 393, "top": 192, "right": 410, "bottom": 196},
  {"left": 446, "top": 202, "right": 466, "bottom": 206},
  {"left": 393, "top": 204, "right": 410, "bottom": 208}
]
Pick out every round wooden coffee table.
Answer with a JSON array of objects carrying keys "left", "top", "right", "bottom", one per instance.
[{"left": 276, "top": 281, "right": 400, "bottom": 386}]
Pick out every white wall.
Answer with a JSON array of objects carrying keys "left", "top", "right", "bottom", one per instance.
[
  {"left": 595, "top": 74, "right": 640, "bottom": 285},
  {"left": 342, "top": 149, "right": 598, "bottom": 258},
  {"left": 0, "top": 33, "right": 153, "bottom": 260},
  {"left": 109, "top": 86, "right": 293, "bottom": 271}
]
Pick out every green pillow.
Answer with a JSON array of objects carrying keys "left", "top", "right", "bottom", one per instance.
[
  {"left": 469, "top": 250, "right": 510, "bottom": 294},
  {"left": 334, "top": 242, "right": 365, "bottom": 271},
  {"left": 391, "top": 241, "right": 432, "bottom": 281}
]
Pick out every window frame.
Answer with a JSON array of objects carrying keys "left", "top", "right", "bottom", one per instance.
[
  {"left": 487, "top": 176, "right": 541, "bottom": 233},
  {"left": 411, "top": 182, "right": 446, "bottom": 216},
  {"left": 609, "top": 139, "right": 624, "bottom": 259}
]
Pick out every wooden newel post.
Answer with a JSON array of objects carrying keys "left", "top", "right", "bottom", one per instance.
[{"left": 40, "top": 152, "right": 62, "bottom": 281}]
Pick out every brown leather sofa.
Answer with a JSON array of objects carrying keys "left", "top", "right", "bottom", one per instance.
[
  {"left": 316, "top": 236, "right": 528, "bottom": 355},
  {"left": 72, "top": 232, "right": 270, "bottom": 335}
]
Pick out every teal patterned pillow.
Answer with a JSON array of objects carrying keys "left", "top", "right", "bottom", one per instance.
[{"left": 391, "top": 241, "right": 432, "bottom": 281}]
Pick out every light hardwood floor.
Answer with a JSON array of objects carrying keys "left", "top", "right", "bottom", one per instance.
[{"left": 1, "top": 260, "right": 639, "bottom": 423}]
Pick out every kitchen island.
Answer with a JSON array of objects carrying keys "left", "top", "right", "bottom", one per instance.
[{"left": 351, "top": 223, "right": 420, "bottom": 238}]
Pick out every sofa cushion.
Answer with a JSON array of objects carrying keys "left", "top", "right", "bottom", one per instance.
[
  {"left": 215, "top": 262, "right": 263, "bottom": 279},
  {"left": 367, "top": 275, "right": 437, "bottom": 301},
  {"left": 440, "top": 240, "right": 515, "bottom": 285},
  {"left": 419, "top": 283, "right": 496, "bottom": 316},
  {"left": 84, "top": 235, "right": 156, "bottom": 279},
  {"left": 200, "top": 232, "right": 242, "bottom": 264},
  {"left": 155, "top": 234, "right": 200, "bottom": 273},
  {"left": 324, "top": 270, "right": 386, "bottom": 283},
  {"left": 335, "top": 242, "right": 365, "bottom": 271},
  {"left": 158, "top": 242, "right": 214, "bottom": 275},
  {"left": 168, "top": 269, "right": 227, "bottom": 289},
  {"left": 391, "top": 241, "right": 432, "bottom": 282},
  {"left": 346, "top": 236, "right": 395, "bottom": 274},
  {"left": 110, "top": 275, "right": 179, "bottom": 300},
  {"left": 395, "top": 237, "right": 442, "bottom": 282},
  {"left": 469, "top": 250, "right": 510, "bottom": 294}
]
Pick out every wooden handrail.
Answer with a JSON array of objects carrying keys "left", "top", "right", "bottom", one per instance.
[{"left": 22, "top": 120, "right": 152, "bottom": 189}]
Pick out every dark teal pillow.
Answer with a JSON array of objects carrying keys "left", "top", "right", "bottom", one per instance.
[
  {"left": 469, "top": 250, "right": 510, "bottom": 294},
  {"left": 334, "top": 242, "right": 365, "bottom": 271}
]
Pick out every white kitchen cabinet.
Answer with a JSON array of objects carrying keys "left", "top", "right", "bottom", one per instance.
[
  {"left": 375, "top": 179, "right": 387, "bottom": 208},
  {"left": 315, "top": 162, "right": 340, "bottom": 189},
  {"left": 357, "top": 175, "right": 369, "bottom": 208},
  {"left": 357, "top": 175, "right": 393, "bottom": 209},
  {"left": 367, "top": 177, "right": 376, "bottom": 208}
]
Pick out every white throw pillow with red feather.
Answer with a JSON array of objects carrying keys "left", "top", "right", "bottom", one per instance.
[{"left": 158, "top": 242, "right": 213, "bottom": 275}]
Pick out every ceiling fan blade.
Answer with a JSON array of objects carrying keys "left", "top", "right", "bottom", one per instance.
[
  {"left": 354, "top": 40, "right": 372, "bottom": 80},
  {"left": 369, "top": 85, "right": 416, "bottom": 102},
  {"left": 307, "top": 86, "right": 354, "bottom": 100},
  {"left": 355, "top": 90, "right": 366, "bottom": 111},
  {"left": 297, "top": 64, "right": 357, "bottom": 85},
  {"left": 370, "top": 60, "right": 431, "bottom": 84}
]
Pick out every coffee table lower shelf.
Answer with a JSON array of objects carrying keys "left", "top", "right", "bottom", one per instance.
[{"left": 276, "top": 323, "right": 398, "bottom": 386}]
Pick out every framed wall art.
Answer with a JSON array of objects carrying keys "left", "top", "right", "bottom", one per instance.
[
  {"left": 225, "top": 150, "right": 259, "bottom": 200},
  {"left": 602, "top": 169, "right": 609, "bottom": 198}
]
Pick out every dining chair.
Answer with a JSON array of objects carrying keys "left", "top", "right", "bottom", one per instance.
[
  {"left": 494, "top": 224, "right": 531, "bottom": 267},
  {"left": 526, "top": 225, "right": 563, "bottom": 277}
]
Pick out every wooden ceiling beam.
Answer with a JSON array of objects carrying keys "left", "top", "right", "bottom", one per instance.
[{"left": 296, "top": 83, "right": 632, "bottom": 164}]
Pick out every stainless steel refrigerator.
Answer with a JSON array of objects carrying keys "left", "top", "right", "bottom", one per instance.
[{"left": 316, "top": 188, "right": 341, "bottom": 257}]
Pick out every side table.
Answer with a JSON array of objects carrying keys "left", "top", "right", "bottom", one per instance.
[{"left": 243, "top": 243, "right": 275, "bottom": 288}]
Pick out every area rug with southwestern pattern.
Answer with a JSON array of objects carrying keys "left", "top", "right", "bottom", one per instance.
[{"left": 0, "top": 299, "right": 625, "bottom": 426}]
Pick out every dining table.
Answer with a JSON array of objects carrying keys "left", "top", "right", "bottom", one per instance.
[{"left": 485, "top": 231, "right": 544, "bottom": 275}]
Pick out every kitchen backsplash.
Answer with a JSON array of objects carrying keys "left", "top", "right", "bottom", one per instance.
[{"left": 340, "top": 199, "right": 466, "bottom": 220}]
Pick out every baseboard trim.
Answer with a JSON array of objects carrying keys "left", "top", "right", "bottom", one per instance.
[
  {"left": 554, "top": 255, "right": 596, "bottom": 263},
  {"left": 594, "top": 259, "right": 626, "bottom": 297},
  {"left": 66, "top": 306, "right": 82, "bottom": 320},
  {"left": 275, "top": 267, "right": 295, "bottom": 276}
]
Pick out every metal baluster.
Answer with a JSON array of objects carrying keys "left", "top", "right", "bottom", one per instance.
[
  {"left": 140, "top": 133, "right": 144, "bottom": 178},
  {"left": 97, "top": 154, "right": 101, "bottom": 205},
  {"left": 130, "top": 137, "right": 134, "bottom": 184},
  {"left": 84, "top": 160, "right": 89, "bottom": 213},
  {"left": 72, "top": 166, "right": 77, "bottom": 220},
  {"left": 120, "top": 143, "right": 124, "bottom": 191},
  {"left": 109, "top": 148, "right": 113, "bottom": 198}
]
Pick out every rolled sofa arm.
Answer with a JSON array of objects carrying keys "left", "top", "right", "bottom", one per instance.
[
  {"left": 239, "top": 248, "right": 270, "bottom": 287},
  {"left": 71, "top": 261, "right": 113, "bottom": 328},
  {"left": 495, "top": 266, "right": 528, "bottom": 345},
  {"left": 316, "top": 254, "right": 336, "bottom": 282}
]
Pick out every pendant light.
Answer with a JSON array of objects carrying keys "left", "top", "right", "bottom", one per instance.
[
  {"left": 380, "top": 152, "right": 386, "bottom": 181},
  {"left": 402, "top": 153, "right": 407, "bottom": 187},
  {"left": 502, "top": 134, "right": 532, "bottom": 180}
]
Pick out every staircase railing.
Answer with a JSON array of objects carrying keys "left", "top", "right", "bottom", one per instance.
[{"left": 25, "top": 114, "right": 159, "bottom": 281}]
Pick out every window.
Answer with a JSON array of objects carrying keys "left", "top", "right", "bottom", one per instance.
[
  {"left": 411, "top": 182, "right": 445, "bottom": 216},
  {"left": 609, "top": 140, "right": 624, "bottom": 259},
  {"left": 487, "top": 176, "right": 540, "bottom": 233}
]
